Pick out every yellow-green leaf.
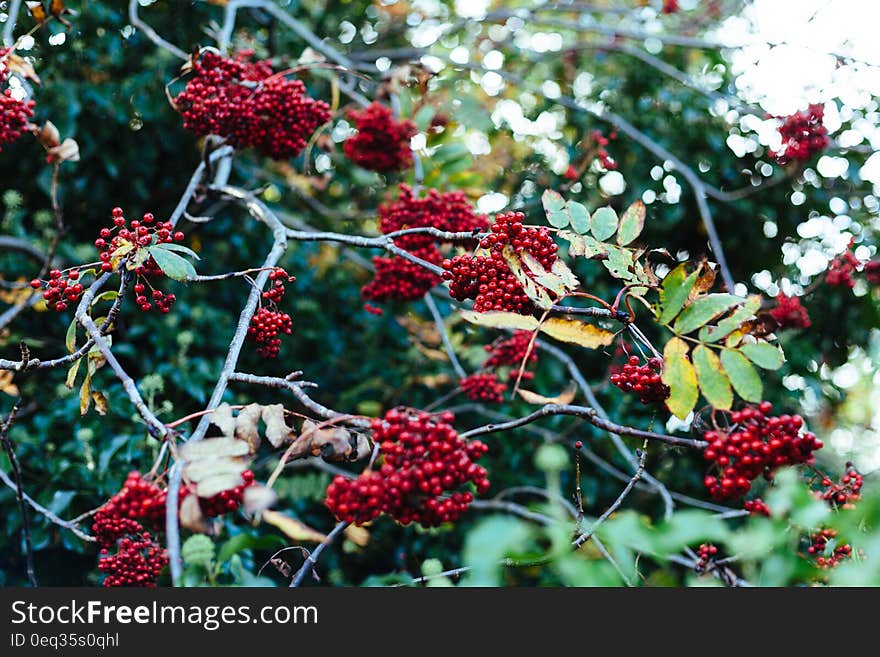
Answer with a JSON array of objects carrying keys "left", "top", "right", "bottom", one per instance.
[
  {"left": 262, "top": 510, "right": 328, "bottom": 543},
  {"left": 740, "top": 342, "right": 785, "bottom": 370},
  {"left": 720, "top": 349, "right": 762, "bottom": 402},
  {"left": 692, "top": 345, "right": 732, "bottom": 410},
  {"left": 699, "top": 295, "right": 762, "bottom": 342},
  {"left": 459, "top": 311, "right": 540, "bottom": 331},
  {"left": 567, "top": 200, "right": 591, "bottom": 234},
  {"left": 542, "top": 189, "right": 568, "bottom": 228},
  {"left": 502, "top": 246, "right": 553, "bottom": 309},
  {"left": 662, "top": 338, "right": 698, "bottom": 419},
  {"left": 538, "top": 317, "right": 614, "bottom": 349},
  {"left": 590, "top": 206, "right": 618, "bottom": 241},
  {"left": 673, "top": 294, "right": 744, "bottom": 336},
  {"left": 65, "top": 318, "right": 77, "bottom": 354},
  {"left": 617, "top": 199, "right": 646, "bottom": 246},
  {"left": 658, "top": 264, "right": 697, "bottom": 325},
  {"left": 65, "top": 358, "right": 81, "bottom": 389}
]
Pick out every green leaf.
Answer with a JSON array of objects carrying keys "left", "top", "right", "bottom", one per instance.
[
  {"left": 692, "top": 345, "right": 733, "bottom": 410},
  {"left": 673, "top": 294, "right": 744, "bottom": 336},
  {"left": 90, "top": 290, "right": 119, "bottom": 307},
  {"left": 65, "top": 358, "right": 81, "bottom": 389},
  {"left": 146, "top": 245, "right": 197, "bottom": 282},
  {"left": 65, "top": 318, "right": 77, "bottom": 354},
  {"left": 590, "top": 206, "right": 618, "bottom": 241},
  {"left": 658, "top": 264, "right": 697, "bottom": 325},
  {"left": 542, "top": 189, "right": 568, "bottom": 228},
  {"left": 698, "top": 295, "right": 762, "bottom": 342},
  {"left": 616, "top": 200, "right": 645, "bottom": 246},
  {"left": 152, "top": 242, "right": 201, "bottom": 260},
  {"left": 566, "top": 200, "right": 590, "bottom": 234},
  {"left": 520, "top": 251, "right": 576, "bottom": 296},
  {"left": 740, "top": 342, "right": 785, "bottom": 370},
  {"left": 558, "top": 231, "right": 607, "bottom": 259},
  {"left": 460, "top": 311, "right": 540, "bottom": 331},
  {"left": 662, "top": 338, "right": 698, "bottom": 419},
  {"left": 602, "top": 245, "right": 635, "bottom": 281},
  {"left": 502, "top": 246, "right": 553, "bottom": 309},
  {"left": 720, "top": 349, "right": 763, "bottom": 402}
]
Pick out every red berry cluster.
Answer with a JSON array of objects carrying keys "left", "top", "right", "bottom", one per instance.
[
  {"left": 807, "top": 528, "right": 852, "bottom": 569},
  {"left": 362, "top": 186, "right": 487, "bottom": 305},
  {"left": 247, "top": 307, "right": 293, "bottom": 359},
  {"left": 563, "top": 165, "right": 579, "bottom": 181},
  {"left": 662, "top": 0, "right": 680, "bottom": 14},
  {"left": 442, "top": 211, "right": 559, "bottom": 314},
  {"left": 324, "top": 409, "right": 490, "bottom": 527},
  {"left": 0, "top": 48, "right": 35, "bottom": 152},
  {"left": 181, "top": 469, "right": 256, "bottom": 517},
  {"left": 701, "top": 402, "right": 823, "bottom": 500},
  {"left": 589, "top": 129, "right": 617, "bottom": 170},
  {"left": 92, "top": 472, "right": 168, "bottom": 587},
  {"left": 610, "top": 355, "right": 670, "bottom": 405},
  {"left": 261, "top": 268, "right": 295, "bottom": 304},
  {"left": 865, "top": 259, "right": 880, "bottom": 285},
  {"left": 343, "top": 101, "right": 417, "bottom": 172},
  {"left": 174, "top": 50, "right": 331, "bottom": 160},
  {"left": 30, "top": 268, "right": 84, "bottom": 312},
  {"left": 769, "top": 293, "right": 811, "bottom": 329},
  {"left": 460, "top": 372, "right": 507, "bottom": 403},
  {"left": 744, "top": 498, "right": 771, "bottom": 516},
  {"left": 815, "top": 465, "right": 862, "bottom": 508},
  {"left": 695, "top": 543, "right": 718, "bottom": 573},
  {"left": 825, "top": 248, "right": 861, "bottom": 288},
  {"left": 483, "top": 330, "right": 538, "bottom": 381},
  {"left": 770, "top": 103, "right": 829, "bottom": 165}
]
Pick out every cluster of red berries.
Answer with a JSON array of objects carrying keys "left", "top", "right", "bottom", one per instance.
[
  {"left": 92, "top": 472, "right": 168, "bottom": 587},
  {"left": 175, "top": 50, "right": 330, "bottom": 160},
  {"left": 610, "top": 355, "right": 670, "bottom": 405},
  {"left": 460, "top": 372, "right": 507, "bottom": 403},
  {"left": 181, "top": 469, "right": 256, "bottom": 517},
  {"left": 325, "top": 409, "right": 490, "bottom": 527},
  {"left": 483, "top": 330, "right": 538, "bottom": 381},
  {"left": 770, "top": 103, "right": 829, "bottom": 165},
  {"left": 247, "top": 307, "right": 293, "bottom": 359},
  {"left": 589, "top": 129, "right": 617, "bottom": 170},
  {"left": 0, "top": 48, "right": 35, "bottom": 152},
  {"left": 662, "top": 0, "right": 680, "bottom": 14},
  {"left": 442, "top": 211, "right": 559, "bottom": 314},
  {"left": 30, "top": 268, "right": 84, "bottom": 312},
  {"left": 343, "top": 101, "right": 417, "bottom": 172},
  {"left": 702, "top": 403, "right": 823, "bottom": 500},
  {"left": 825, "top": 248, "right": 861, "bottom": 288},
  {"left": 262, "top": 267, "right": 295, "bottom": 304},
  {"left": 815, "top": 465, "right": 863, "bottom": 508},
  {"left": 769, "top": 293, "right": 811, "bottom": 329},
  {"left": 807, "top": 528, "right": 852, "bottom": 569},
  {"left": 744, "top": 498, "right": 771, "bottom": 516},
  {"left": 362, "top": 186, "right": 487, "bottom": 307},
  {"left": 695, "top": 543, "right": 718, "bottom": 572}
]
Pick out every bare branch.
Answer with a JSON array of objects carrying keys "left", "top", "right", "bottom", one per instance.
[
  {"left": 1, "top": 400, "right": 36, "bottom": 585},
  {"left": 289, "top": 520, "right": 348, "bottom": 587},
  {"left": 424, "top": 294, "right": 466, "bottom": 379},
  {"left": 128, "top": 0, "right": 188, "bottom": 60}
]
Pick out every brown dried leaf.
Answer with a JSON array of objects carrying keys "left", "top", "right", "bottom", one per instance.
[
  {"left": 196, "top": 472, "right": 245, "bottom": 499},
  {"left": 179, "top": 436, "right": 251, "bottom": 462},
  {"left": 183, "top": 457, "right": 249, "bottom": 483},
  {"left": 262, "top": 510, "right": 328, "bottom": 543},
  {"left": 242, "top": 485, "right": 278, "bottom": 514},
  {"left": 32, "top": 121, "right": 60, "bottom": 149},
  {"left": 179, "top": 494, "right": 211, "bottom": 533},
  {"left": 235, "top": 403, "right": 262, "bottom": 453},
  {"left": 344, "top": 524, "right": 370, "bottom": 547},
  {"left": 262, "top": 403, "right": 294, "bottom": 448},
  {"left": 516, "top": 382, "right": 577, "bottom": 406},
  {"left": 91, "top": 391, "right": 108, "bottom": 416},
  {"left": 0, "top": 371, "right": 19, "bottom": 397},
  {"left": 688, "top": 260, "right": 716, "bottom": 300},
  {"left": 210, "top": 402, "right": 236, "bottom": 437},
  {"left": 26, "top": 2, "right": 47, "bottom": 23},
  {"left": 47, "top": 137, "right": 80, "bottom": 163},
  {"left": 5, "top": 53, "right": 40, "bottom": 84}
]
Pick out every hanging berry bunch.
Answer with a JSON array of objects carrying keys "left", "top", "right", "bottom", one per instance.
[
  {"left": 247, "top": 268, "right": 295, "bottom": 359},
  {"left": 442, "top": 210, "right": 559, "bottom": 314},
  {"left": 92, "top": 472, "right": 169, "bottom": 587},
  {"left": 694, "top": 543, "right": 718, "bottom": 573},
  {"left": 343, "top": 101, "right": 417, "bottom": 172},
  {"left": 825, "top": 246, "right": 861, "bottom": 288},
  {"left": 362, "top": 185, "right": 487, "bottom": 308},
  {"left": 589, "top": 129, "right": 617, "bottom": 170},
  {"left": 460, "top": 372, "right": 507, "bottom": 403},
  {"left": 325, "top": 409, "right": 490, "bottom": 527},
  {"left": 174, "top": 50, "right": 331, "bottom": 160},
  {"left": 768, "top": 293, "right": 811, "bottom": 329},
  {"left": 483, "top": 330, "right": 539, "bottom": 381},
  {"left": 770, "top": 103, "right": 829, "bottom": 165},
  {"left": 610, "top": 355, "right": 670, "bottom": 405},
  {"left": 814, "top": 464, "right": 863, "bottom": 508},
  {"left": 744, "top": 498, "right": 771, "bottom": 516},
  {"left": 701, "top": 403, "right": 823, "bottom": 501},
  {"left": 0, "top": 47, "right": 35, "bottom": 152},
  {"left": 806, "top": 528, "right": 852, "bottom": 569}
]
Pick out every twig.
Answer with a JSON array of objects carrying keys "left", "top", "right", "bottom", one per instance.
[
  {"left": 1, "top": 400, "right": 36, "bottom": 585},
  {"left": 290, "top": 520, "right": 348, "bottom": 587},
  {"left": 128, "top": 0, "right": 188, "bottom": 60},
  {"left": 424, "top": 294, "right": 466, "bottom": 379}
]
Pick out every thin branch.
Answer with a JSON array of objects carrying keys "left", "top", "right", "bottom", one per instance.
[
  {"left": 128, "top": 0, "right": 188, "bottom": 60},
  {"left": 290, "top": 520, "right": 349, "bottom": 587},
  {"left": 424, "top": 294, "right": 466, "bottom": 379},
  {"left": 1, "top": 0, "right": 21, "bottom": 47},
  {"left": 1, "top": 400, "right": 35, "bottom": 585}
]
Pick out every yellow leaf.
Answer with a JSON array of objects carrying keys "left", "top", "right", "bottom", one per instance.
[
  {"left": 91, "top": 390, "right": 108, "bottom": 416},
  {"left": 262, "top": 510, "right": 328, "bottom": 543},
  {"left": 516, "top": 382, "right": 577, "bottom": 405},
  {"left": 344, "top": 524, "right": 370, "bottom": 547},
  {"left": 0, "top": 371, "right": 19, "bottom": 397},
  {"left": 538, "top": 317, "right": 615, "bottom": 349},
  {"left": 460, "top": 311, "right": 539, "bottom": 331}
]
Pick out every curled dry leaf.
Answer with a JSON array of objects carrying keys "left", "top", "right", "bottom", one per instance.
[
  {"left": 210, "top": 402, "right": 236, "bottom": 437},
  {"left": 516, "top": 382, "right": 577, "bottom": 406},
  {"left": 5, "top": 53, "right": 41, "bottom": 85},
  {"left": 47, "top": 138, "right": 80, "bottom": 163},
  {"left": 26, "top": 1, "right": 47, "bottom": 23},
  {"left": 196, "top": 473, "right": 246, "bottom": 499},
  {"left": 179, "top": 435, "right": 252, "bottom": 499},
  {"left": 234, "top": 403, "right": 262, "bottom": 453},
  {"left": 242, "top": 484, "right": 278, "bottom": 515},
  {"left": 183, "top": 456, "right": 248, "bottom": 483},
  {"left": 261, "top": 404, "right": 294, "bottom": 448},
  {"left": 32, "top": 121, "right": 61, "bottom": 149},
  {"left": 287, "top": 419, "right": 368, "bottom": 462},
  {"left": 91, "top": 391, "right": 108, "bottom": 416},
  {"left": 179, "top": 436, "right": 251, "bottom": 461},
  {"left": 0, "top": 371, "right": 20, "bottom": 397},
  {"left": 179, "top": 493, "right": 211, "bottom": 534},
  {"left": 262, "top": 510, "right": 328, "bottom": 543}
]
